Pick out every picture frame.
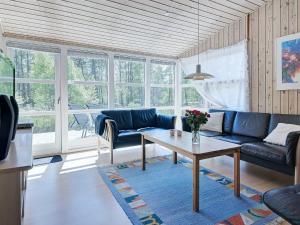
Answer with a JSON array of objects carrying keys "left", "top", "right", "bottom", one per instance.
[{"left": 276, "top": 32, "right": 300, "bottom": 90}]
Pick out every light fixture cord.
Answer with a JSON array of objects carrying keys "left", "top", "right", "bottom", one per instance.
[{"left": 197, "top": 0, "right": 200, "bottom": 65}]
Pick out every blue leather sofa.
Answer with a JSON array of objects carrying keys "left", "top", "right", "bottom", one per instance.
[
  {"left": 95, "top": 108, "right": 176, "bottom": 164},
  {"left": 182, "top": 109, "right": 300, "bottom": 178}
]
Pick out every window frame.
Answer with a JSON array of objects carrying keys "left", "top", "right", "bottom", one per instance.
[
  {"left": 149, "top": 60, "right": 176, "bottom": 114},
  {"left": 113, "top": 55, "right": 146, "bottom": 109},
  {"left": 179, "top": 69, "right": 210, "bottom": 115}
]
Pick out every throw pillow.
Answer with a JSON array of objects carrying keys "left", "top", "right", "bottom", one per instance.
[
  {"left": 200, "top": 112, "right": 224, "bottom": 133},
  {"left": 264, "top": 123, "right": 300, "bottom": 146}
]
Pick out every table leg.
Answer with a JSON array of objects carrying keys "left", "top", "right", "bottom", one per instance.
[
  {"left": 173, "top": 151, "right": 177, "bottom": 164},
  {"left": 142, "top": 135, "right": 146, "bottom": 171},
  {"left": 234, "top": 150, "right": 240, "bottom": 197},
  {"left": 192, "top": 156, "right": 199, "bottom": 212}
]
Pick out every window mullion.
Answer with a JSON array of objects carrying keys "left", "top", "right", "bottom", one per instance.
[
  {"left": 60, "top": 47, "right": 69, "bottom": 153},
  {"left": 108, "top": 53, "right": 114, "bottom": 109},
  {"left": 175, "top": 60, "right": 181, "bottom": 117},
  {"left": 145, "top": 58, "right": 151, "bottom": 108}
]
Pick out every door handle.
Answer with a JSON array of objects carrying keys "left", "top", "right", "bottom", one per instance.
[{"left": 57, "top": 97, "right": 61, "bottom": 104}]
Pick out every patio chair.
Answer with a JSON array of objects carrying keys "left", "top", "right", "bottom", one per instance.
[
  {"left": 86, "top": 103, "right": 102, "bottom": 123},
  {"left": 68, "top": 104, "right": 91, "bottom": 138}
]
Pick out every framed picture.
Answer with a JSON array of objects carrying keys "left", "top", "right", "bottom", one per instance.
[{"left": 276, "top": 33, "right": 300, "bottom": 90}]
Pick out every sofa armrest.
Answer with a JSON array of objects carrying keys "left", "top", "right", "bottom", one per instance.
[
  {"left": 181, "top": 116, "right": 191, "bottom": 132},
  {"left": 157, "top": 114, "right": 176, "bottom": 129},
  {"left": 102, "top": 119, "right": 119, "bottom": 143},
  {"left": 286, "top": 132, "right": 300, "bottom": 167},
  {"left": 295, "top": 136, "right": 300, "bottom": 184}
]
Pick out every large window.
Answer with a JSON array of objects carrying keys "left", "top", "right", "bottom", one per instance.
[
  {"left": 7, "top": 46, "right": 60, "bottom": 154},
  {"left": 67, "top": 51, "right": 108, "bottom": 148},
  {"left": 180, "top": 70, "right": 206, "bottom": 115},
  {"left": 3, "top": 40, "right": 178, "bottom": 154},
  {"left": 114, "top": 56, "right": 145, "bottom": 108},
  {"left": 150, "top": 60, "right": 175, "bottom": 115}
]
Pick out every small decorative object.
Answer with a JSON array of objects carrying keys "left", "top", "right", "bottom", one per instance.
[
  {"left": 176, "top": 130, "right": 182, "bottom": 137},
  {"left": 170, "top": 129, "right": 175, "bottom": 136},
  {"left": 185, "top": 110, "right": 210, "bottom": 144},
  {"left": 276, "top": 33, "right": 300, "bottom": 90},
  {"left": 0, "top": 95, "right": 14, "bottom": 161}
]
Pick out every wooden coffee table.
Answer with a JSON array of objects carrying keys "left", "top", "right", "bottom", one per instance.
[{"left": 141, "top": 129, "right": 241, "bottom": 212}]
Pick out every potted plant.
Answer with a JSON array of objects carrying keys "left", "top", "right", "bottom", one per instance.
[{"left": 185, "top": 110, "right": 210, "bottom": 144}]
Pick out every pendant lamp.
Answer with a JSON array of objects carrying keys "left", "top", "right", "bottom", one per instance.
[{"left": 184, "top": 0, "right": 214, "bottom": 80}]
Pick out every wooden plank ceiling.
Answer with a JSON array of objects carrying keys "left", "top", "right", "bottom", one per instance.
[{"left": 0, "top": 0, "right": 265, "bottom": 58}]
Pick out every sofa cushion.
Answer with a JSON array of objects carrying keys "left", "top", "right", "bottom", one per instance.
[
  {"left": 241, "top": 142, "right": 287, "bottom": 165},
  {"left": 264, "top": 123, "right": 300, "bottom": 146},
  {"left": 102, "top": 110, "right": 133, "bottom": 130},
  {"left": 232, "top": 112, "right": 270, "bottom": 138},
  {"left": 200, "top": 130, "right": 222, "bottom": 137},
  {"left": 131, "top": 108, "right": 157, "bottom": 129},
  {"left": 181, "top": 116, "right": 191, "bottom": 132},
  {"left": 215, "top": 135, "right": 261, "bottom": 144},
  {"left": 209, "top": 109, "right": 237, "bottom": 133},
  {"left": 268, "top": 114, "right": 300, "bottom": 134},
  {"left": 115, "top": 130, "right": 141, "bottom": 148},
  {"left": 201, "top": 112, "right": 224, "bottom": 133}
]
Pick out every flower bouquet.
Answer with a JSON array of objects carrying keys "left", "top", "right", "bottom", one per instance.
[{"left": 185, "top": 110, "right": 210, "bottom": 144}]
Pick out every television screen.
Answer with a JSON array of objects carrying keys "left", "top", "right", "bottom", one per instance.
[{"left": 0, "top": 52, "right": 14, "bottom": 97}]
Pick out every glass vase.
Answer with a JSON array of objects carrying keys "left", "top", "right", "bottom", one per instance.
[{"left": 192, "top": 130, "right": 200, "bottom": 144}]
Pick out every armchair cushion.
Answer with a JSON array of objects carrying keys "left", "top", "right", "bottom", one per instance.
[
  {"left": 156, "top": 114, "right": 176, "bottom": 129},
  {"left": 102, "top": 110, "right": 133, "bottom": 130},
  {"left": 263, "top": 185, "right": 300, "bottom": 225},
  {"left": 114, "top": 130, "right": 141, "bottom": 148},
  {"left": 131, "top": 108, "right": 157, "bottom": 129},
  {"left": 137, "top": 127, "right": 165, "bottom": 132}
]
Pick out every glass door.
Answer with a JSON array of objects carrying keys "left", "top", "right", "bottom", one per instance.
[
  {"left": 7, "top": 47, "right": 61, "bottom": 156},
  {"left": 67, "top": 51, "right": 108, "bottom": 151}
]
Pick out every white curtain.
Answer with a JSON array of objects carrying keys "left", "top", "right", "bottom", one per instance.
[{"left": 180, "top": 40, "right": 249, "bottom": 111}]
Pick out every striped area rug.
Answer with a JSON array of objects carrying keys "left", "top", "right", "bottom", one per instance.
[{"left": 98, "top": 156, "right": 286, "bottom": 225}]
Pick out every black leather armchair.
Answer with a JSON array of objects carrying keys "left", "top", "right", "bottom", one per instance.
[{"left": 95, "top": 108, "right": 176, "bottom": 164}]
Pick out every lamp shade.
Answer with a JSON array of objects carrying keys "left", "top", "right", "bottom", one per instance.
[{"left": 184, "top": 64, "right": 214, "bottom": 80}]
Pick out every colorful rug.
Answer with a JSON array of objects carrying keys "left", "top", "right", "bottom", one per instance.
[{"left": 98, "top": 156, "right": 286, "bottom": 225}]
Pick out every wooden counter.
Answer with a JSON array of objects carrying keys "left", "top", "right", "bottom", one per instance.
[{"left": 0, "top": 128, "right": 33, "bottom": 225}]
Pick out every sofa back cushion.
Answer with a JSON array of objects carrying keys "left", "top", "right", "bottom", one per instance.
[
  {"left": 131, "top": 108, "right": 157, "bottom": 129},
  {"left": 102, "top": 110, "right": 133, "bottom": 130},
  {"left": 268, "top": 114, "right": 300, "bottom": 134},
  {"left": 232, "top": 112, "right": 270, "bottom": 138},
  {"left": 181, "top": 116, "right": 191, "bottom": 132},
  {"left": 209, "top": 109, "right": 237, "bottom": 133}
]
